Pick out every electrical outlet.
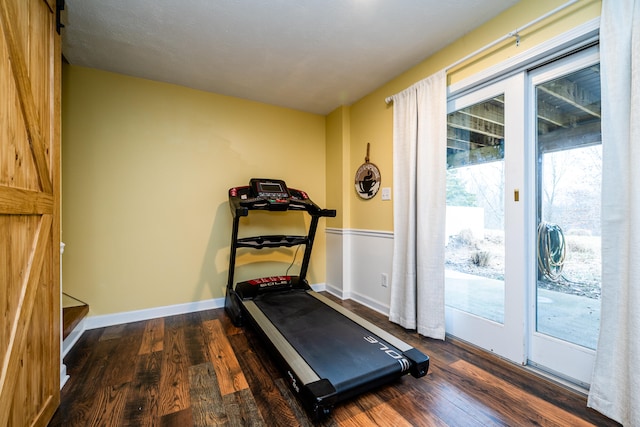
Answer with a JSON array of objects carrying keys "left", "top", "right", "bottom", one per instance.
[{"left": 380, "top": 273, "right": 388, "bottom": 287}]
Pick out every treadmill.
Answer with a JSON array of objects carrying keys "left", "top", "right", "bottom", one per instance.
[{"left": 224, "top": 178, "right": 429, "bottom": 419}]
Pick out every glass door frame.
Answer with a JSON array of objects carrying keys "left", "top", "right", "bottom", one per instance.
[
  {"left": 446, "top": 46, "right": 600, "bottom": 386},
  {"left": 526, "top": 46, "right": 600, "bottom": 387},
  {"left": 445, "top": 74, "right": 528, "bottom": 365}
]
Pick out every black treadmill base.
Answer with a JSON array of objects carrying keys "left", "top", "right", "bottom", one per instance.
[
  {"left": 234, "top": 289, "right": 429, "bottom": 420},
  {"left": 253, "top": 290, "right": 410, "bottom": 394},
  {"left": 224, "top": 290, "right": 244, "bottom": 326},
  {"left": 253, "top": 329, "right": 412, "bottom": 421}
]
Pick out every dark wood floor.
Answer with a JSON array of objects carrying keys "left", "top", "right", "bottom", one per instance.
[{"left": 49, "top": 294, "right": 619, "bottom": 426}]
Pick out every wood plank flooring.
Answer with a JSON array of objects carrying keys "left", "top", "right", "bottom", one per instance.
[{"left": 49, "top": 294, "right": 619, "bottom": 426}]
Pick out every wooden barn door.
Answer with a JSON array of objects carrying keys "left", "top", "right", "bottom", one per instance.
[{"left": 0, "top": 0, "right": 61, "bottom": 426}]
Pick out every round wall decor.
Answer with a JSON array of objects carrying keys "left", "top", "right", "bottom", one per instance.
[{"left": 354, "top": 143, "right": 381, "bottom": 199}]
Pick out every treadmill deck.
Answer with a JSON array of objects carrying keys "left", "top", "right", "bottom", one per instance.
[{"left": 253, "top": 290, "right": 409, "bottom": 393}]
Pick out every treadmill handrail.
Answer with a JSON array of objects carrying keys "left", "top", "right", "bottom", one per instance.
[
  {"left": 236, "top": 234, "right": 309, "bottom": 249},
  {"left": 226, "top": 182, "right": 335, "bottom": 290}
]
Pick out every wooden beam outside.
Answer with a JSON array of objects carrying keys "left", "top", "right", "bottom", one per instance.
[
  {"left": 537, "top": 120, "right": 601, "bottom": 153},
  {"left": 538, "top": 81, "right": 600, "bottom": 119},
  {"left": 447, "top": 144, "right": 504, "bottom": 169}
]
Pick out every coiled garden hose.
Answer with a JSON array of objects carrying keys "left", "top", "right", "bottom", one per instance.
[{"left": 537, "top": 221, "right": 566, "bottom": 281}]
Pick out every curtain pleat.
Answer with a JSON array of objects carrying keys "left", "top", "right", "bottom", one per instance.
[
  {"left": 587, "top": 0, "right": 640, "bottom": 424},
  {"left": 389, "top": 70, "right": 447, "bottom": 339}
]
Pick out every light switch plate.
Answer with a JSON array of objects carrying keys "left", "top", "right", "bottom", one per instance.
[{"left": 381, "top": 187, "right": 391, "bottom": 201}]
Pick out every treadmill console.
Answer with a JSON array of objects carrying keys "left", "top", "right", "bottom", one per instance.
[
  {"left": 250, "top": 178, "right": 289, "bottom": 200},
  {"left": 228, "top": 178, "right": 326, "bottom": 215},
  {"left": 228, "top": 178, "right": 291, "bottom": 211}
]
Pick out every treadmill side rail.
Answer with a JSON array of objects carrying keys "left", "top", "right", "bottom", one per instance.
[
  {"left": 243, "top": 301, "right": 321, "bottom": 385},
  {"left": 244, "top": 300, "right": 338, "bottom": 419},
  {"left": 308, "top": 291, "right": 412, "bottom": 351}
]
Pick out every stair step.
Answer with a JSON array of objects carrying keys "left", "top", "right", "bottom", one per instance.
[{"left": 63, "top": 305, "right": 89, "bottom": 340}]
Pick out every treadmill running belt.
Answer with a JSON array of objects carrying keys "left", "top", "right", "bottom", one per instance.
[{"left": 253, "top": 290, "right": 407, "bottom": 393}]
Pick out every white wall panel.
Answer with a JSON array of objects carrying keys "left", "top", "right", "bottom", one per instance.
[{"left": 326, "top": 228, "right": 394, "bottom": 315}]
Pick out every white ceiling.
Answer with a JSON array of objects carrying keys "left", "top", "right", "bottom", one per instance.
[{"left": 61, "top": 0, "right": 520, "bottom": 115}]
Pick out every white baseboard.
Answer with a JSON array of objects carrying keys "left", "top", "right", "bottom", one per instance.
[
  {"left": 64, "top": 282, "right": 328, "bottom": 352},
  {"left": 60, "top": 364, "right": 70, "bottom": 390},
  {"left": 350, "top": 291, "right": 390, "bottom": 317},
  {"left": 323, "top": 282, "right": 390, "bottom": 317},
  {"left": 310, "top": 283, "right": 326, "bottom": 293},
  {"left": 84, "top": 297, "right": 226, "bottom": 330},
  {"left": 323, "top": 282, "right": 345, "bottom": 299},
  {"left": 63, "top": 317, "right": 87, "bottom": 358}
]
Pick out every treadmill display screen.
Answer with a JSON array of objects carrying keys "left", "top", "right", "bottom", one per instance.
[
  {"left": 250, "top": 178, "right": 290, "bottom": 200},
  {"left": 259, "top": 182, "right": 283, "bottom": 193}
]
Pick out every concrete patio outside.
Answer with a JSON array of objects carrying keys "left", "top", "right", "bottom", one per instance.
[{"left": 445, "top": 269, "right": 600, "bottom": 349}]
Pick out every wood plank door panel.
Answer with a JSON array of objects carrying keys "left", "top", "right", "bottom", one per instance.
[{"left": 0, "top": 0, "right": 61, "bottom": 426}]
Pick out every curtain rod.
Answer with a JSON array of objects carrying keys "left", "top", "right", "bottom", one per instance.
[
  {"left": 445, "top": 0, "right": 580, "bottom": 72},
  {"left": 385, "top": 0, "right": 581, "bottom": 104}
]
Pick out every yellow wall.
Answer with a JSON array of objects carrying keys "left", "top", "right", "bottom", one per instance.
[
  {"left": 62, "top": 65, "right": 326, "bottom": 315},
  {"left": 341, "top": 0, "right": 601, "bottom": 231},
  {"left": 63, "top": 0, "right": 602, "bottom": 316},
  {"left": 325, "top": 106, "right": 350, "bottom": 229}
]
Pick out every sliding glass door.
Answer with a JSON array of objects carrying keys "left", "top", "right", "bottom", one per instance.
[
  {"left": 445, "top": 46, "right": 601, "bottom": 385},
  {"left": 528, "top": 47, "right": 601, "bottom": 386},
  {"left": 445, "top": 75, "right": 526, "bottom": 364}
]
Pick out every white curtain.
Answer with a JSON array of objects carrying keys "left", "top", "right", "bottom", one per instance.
[
  {"left": 587, "top": 0, "right": 640, "bottom": 425},
  {"left": 388, "top": 70, "right": 447, "bottom": 339}
]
